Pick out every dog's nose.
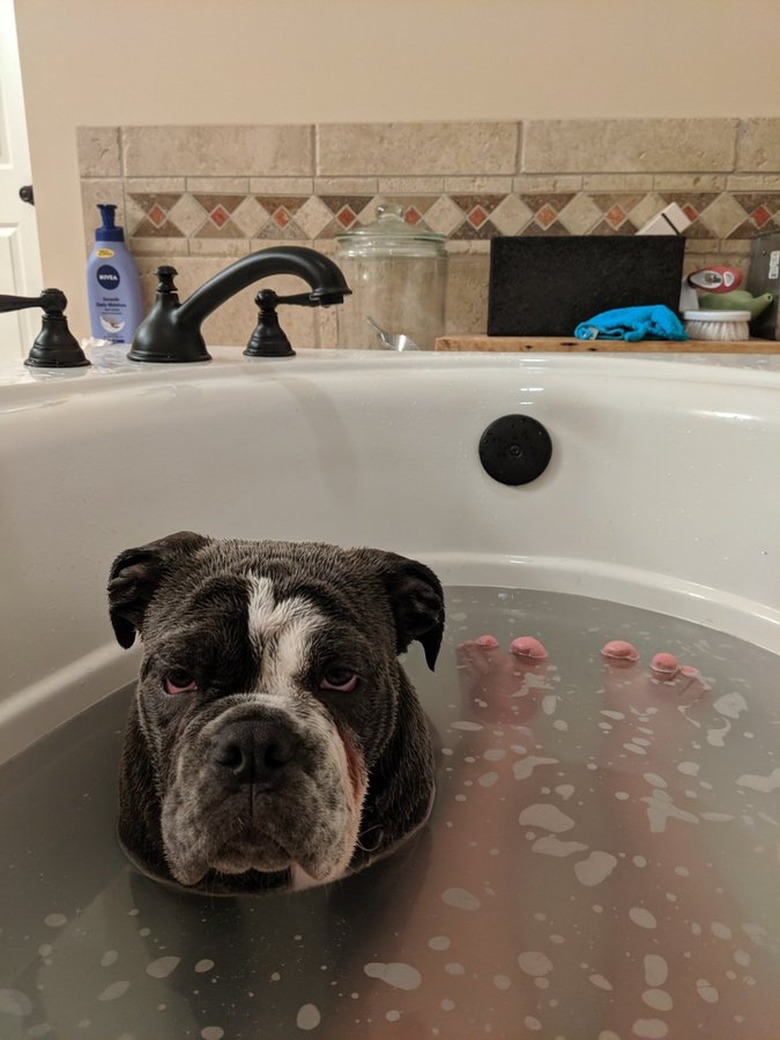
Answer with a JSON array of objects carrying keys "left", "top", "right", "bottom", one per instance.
[{"left": 210, "top": 719, "right": 300, "bottom": 789}]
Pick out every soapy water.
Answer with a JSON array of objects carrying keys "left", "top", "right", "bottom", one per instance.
[{"left": 0, "top": 587, "right": 778, "bottom": 1039}]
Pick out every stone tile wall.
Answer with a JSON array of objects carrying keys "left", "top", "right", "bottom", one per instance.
[{"left": 78, "top": 119, "right": 780, "bottom": 347}]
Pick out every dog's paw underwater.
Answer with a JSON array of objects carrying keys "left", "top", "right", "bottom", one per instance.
[{"left": 108, "top": 531, "right": 444, "bottom": 894}]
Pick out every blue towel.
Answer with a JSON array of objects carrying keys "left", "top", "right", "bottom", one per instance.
[{"left": 574, "top": 304, "right": 688, "bottom": 342}]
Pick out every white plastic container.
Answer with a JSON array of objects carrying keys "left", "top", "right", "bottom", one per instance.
[
  {"left": 683, "top": 309, "right": 751, "bottom": 341},
  {"left": 86, "top": 204, "right": 144, "bottom": 344}
]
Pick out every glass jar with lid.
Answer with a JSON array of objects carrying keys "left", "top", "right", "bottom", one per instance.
[{"left": 336, "top": 203, "right": 448, "bottom": 350}]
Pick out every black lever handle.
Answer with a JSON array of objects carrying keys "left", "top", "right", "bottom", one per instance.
[
  {"left": 268, "top": 290, "right": 320, "bottom": 308},
  {"left": 0, "top": 293, "right": 45, "bottom": 312},
  {"left": 0, "top": 288, "right": 68, "bottom": 315},
  {"left": 0, "top": 288, "right": 90, "bottom": 368}
]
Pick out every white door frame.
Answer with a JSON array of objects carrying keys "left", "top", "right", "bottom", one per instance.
[{"left": 0, "top": 0, "right": 44, "bottom": 361}]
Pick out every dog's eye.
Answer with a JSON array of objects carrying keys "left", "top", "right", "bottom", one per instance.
[
  {"left": 163, "top": 671, "right": 198, "bottom": 696},
  {"left": 320, "top": 667, "right": 358, "bottom": 693}
]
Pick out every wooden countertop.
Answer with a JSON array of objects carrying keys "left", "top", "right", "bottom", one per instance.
[{"left": 435, "top": 335, "right": 779, "bottom": 354}]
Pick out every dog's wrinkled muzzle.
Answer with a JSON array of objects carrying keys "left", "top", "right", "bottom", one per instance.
[{"left": 159, "top": 700, "right": 367, "bottom": 887}]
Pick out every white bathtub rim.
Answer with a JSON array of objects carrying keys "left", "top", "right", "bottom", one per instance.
[
  {"left": 428, "top": 551, "right": 779, "bottom": 651},
  {"left": 1, "top": 345, "right": 779, "bottom": 399},
  {"left": 1, "top": 551, "right": 775, "bottom": 768},
  {"left": 0, "top": 642, "right": 140, "bottom": 767}
]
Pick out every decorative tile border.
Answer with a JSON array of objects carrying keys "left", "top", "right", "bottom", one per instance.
[
  {"left": 115, "top": 185, "right": 780, "bottom": 257},
  {"left": 78, "top": 119, "right": 780, "bottom": 264},
  {"left": 76, "top": 120, "right": 780, "bottom": 344}
]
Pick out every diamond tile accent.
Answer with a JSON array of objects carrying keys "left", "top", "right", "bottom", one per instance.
[
  {"left": 230, "top": 196, "right": 268, "bottom": 238},
  {"left": 698, "top": 193, "right": 750, "bottom": 238},
  {"left": 168, "top": 194, "right": 208, "bottom": 237},
  {"left": 490, "top": 195, "right": 532, "bottom": 235},
  {"left": 128, "top": 192, "right": 185, "bottom": 237},
  {"left": 424, "top": 195, "right": 466, "bottom": 236},
  {"left": 210, "top": 205, "right": 230, "bottom": 229},
  {"left": 468, "top": 205, "right": 490, "bottom": 229},
  {"left": 336, "top": 205, "right": 358, "bottom": 229},
  {"left": 195, "top": 218, "right": 244, "bottom": 239},
  {"left": 751, "top": 205, "right": 773, "bottom": 229},
  {"left": 605, "top": 204, "right": 628, "bottom": 229},
  {"left": 294, "top": 196, "right": 333, "bottom": 238},
  {"left": 627, "top": 192, "right": 666, "bottom": 230},
  {"left": 557, "top": 193, "right": 602, "bottom": 234},
  {"left": 591, "top": 218, "right": 636, "bottom": 237},
  {"left": 535, "top": 204, "right": 558, "bottom": 230},
  {"left": 271, "top": 206, "right": 292, "bottom": 229},
  {"left": 256, "top": 218, "right": 306, "bottom": 240}
]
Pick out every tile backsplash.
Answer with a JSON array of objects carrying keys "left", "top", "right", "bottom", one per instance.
[{"left": 78, "top": 119, "right": 780, "bottom": 347}]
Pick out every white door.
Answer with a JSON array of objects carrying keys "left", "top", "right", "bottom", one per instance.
[{"left": 0, "top": 0, "right": 43, "bottom": 362}]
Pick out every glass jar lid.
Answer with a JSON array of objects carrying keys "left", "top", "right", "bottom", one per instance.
[{"left": 336, "top": 202, "right": 447, "bottom": 258}]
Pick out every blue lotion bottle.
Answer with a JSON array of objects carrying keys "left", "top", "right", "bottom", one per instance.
[{"left": 87, "top": 204, "right": 144, "bottom": 343}]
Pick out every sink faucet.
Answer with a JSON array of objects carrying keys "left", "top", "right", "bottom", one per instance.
[{"left": 128, "top": 246, "right": 351, "bottom": 363}]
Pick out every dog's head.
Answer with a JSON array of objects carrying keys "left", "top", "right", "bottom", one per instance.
[{"left": 108, "top": 532, "right": 443, "bottom": 892}]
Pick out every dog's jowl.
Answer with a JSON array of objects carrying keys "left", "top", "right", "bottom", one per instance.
[{"left": 107, "top": 531, "right": 443, "bottom": 893}]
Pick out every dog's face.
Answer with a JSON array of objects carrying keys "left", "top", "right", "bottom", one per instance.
[{"left": 108, "top": 532, "right": 443, "bottom": 892}]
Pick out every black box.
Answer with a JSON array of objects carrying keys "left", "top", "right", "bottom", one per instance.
[
  {"left": 487, "top": 236, "right": 687, "bottom": 337},
  {"left": 746, "top": 231, "right": 780, "bottom": 340}
]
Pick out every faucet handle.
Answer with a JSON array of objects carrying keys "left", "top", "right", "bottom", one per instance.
[
  {"left": 273, "top": 290, "right": 322, "bottom": 308},
  {"left": 153, "top": 266, "right": 179, "bottom": 295},
  {"left": 244, "top": 289, "right": 295, "bottom": 358},
  {"left": 0, "top": 287, "right": 90, "bottom": 368},
  {"left": 0, "top": 287, "right": 68, "bottom": 315}
]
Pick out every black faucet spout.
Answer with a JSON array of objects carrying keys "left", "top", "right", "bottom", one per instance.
[{"left": 128, "top": 246, "right": 351, "bottom": 363}]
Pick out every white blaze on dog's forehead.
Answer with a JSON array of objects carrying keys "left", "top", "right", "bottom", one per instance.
[{"left": 247, "top": 576, "right": 324, "bottom": 686}]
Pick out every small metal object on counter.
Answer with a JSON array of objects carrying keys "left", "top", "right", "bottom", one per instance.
[
  {"left": 129, "top": 246, "right": 351, "bottom": 363},
  {"left": 365, "top": 316, "right": 420, "bottom": 351},
  {"left": 479, "top": 414, "right": 553, "bottom": 486},
  {"left": 0, "top": 288, "right": 90, "bottom": 368},
  {"left": 337, "top": 203, "right": 447, "bottom": 350}
]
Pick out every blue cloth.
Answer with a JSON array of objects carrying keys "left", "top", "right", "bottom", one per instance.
[{"left": 574, "top": 304, "right": 688, "bottom": 342}]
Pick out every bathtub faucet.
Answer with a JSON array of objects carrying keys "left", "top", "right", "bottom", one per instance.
[{"left": 128, "top": 246, "right": 351, "bottom": 363}]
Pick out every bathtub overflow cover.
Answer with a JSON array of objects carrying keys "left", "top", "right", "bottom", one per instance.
[{"left": 479, "top": 414, "right": 552, "bottom": 486}]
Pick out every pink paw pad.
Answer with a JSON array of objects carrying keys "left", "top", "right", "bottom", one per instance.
[
  {"left": 475, "top": 634, "right": 500, "bottom": 649},
  {"left": 510, "top": 636, "right": 549, "bottom": 660},
  {"left": 601, "top": 639, "right": 639, "bottom": 662},
  {"left": 651, "top": 652, "right": 679, "bottom": 676}
]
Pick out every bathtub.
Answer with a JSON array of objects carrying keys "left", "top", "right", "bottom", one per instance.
[
  {"left": 2, "top": 347, "right": 777, "bottom": 764},
  {"left": 1, "top": 347, "right": 779, "bottom": 1040}
]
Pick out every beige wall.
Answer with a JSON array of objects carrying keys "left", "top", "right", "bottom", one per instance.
[{"left": 15, "top": 0, "right": 780, "bottom": 336}]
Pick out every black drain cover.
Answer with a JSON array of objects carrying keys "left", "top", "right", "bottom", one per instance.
[{"left": 478, "top": 414, "right": 553, "bottom": 486}]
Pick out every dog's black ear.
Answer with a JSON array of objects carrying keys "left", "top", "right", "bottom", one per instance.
[
  {"left": 372, "top": 554, "right": 445, "bottom": 670},
  {"left": 108, "top": 531, "right": 210, "bottom": 649}
]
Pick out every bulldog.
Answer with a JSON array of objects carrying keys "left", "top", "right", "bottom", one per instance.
[{"left": 107, "top": 531, "right": 443, "bottom": 894}]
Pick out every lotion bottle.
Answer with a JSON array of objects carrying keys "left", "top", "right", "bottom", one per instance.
[{"left": 87, "top": 204, "right": 144, "bottom": 343}]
